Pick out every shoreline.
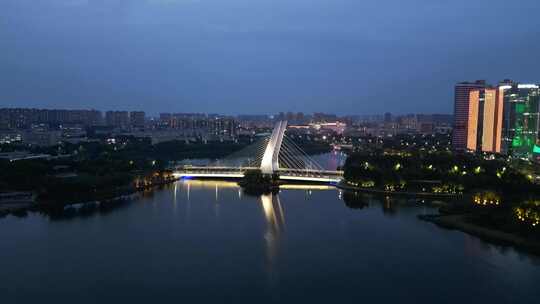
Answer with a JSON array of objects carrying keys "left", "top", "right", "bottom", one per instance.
[
  {"left": 339, "top": 181, "right": 540, "bottom": 255},
  {"left": 336, "top": 182, "right": 461, "bottom": 198},
  {"left": 0, "top": 177, "right": 180, "bottom": 217},
  {"left": 418, "top": 214, "right": 540, "bottom": 256}
]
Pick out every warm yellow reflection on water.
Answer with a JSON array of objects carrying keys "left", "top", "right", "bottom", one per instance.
[
  {"left": 180, "top": 179, "right": 239, "bottom": 189},
  {"left": 279, "top": 184, "right": 334, "bottom": 191},
  {"left": 180, "top": 179, "right": 335, "bottom": 191},
  {"left": 261, "top": 193, "right": 285, "bottom": 288}
]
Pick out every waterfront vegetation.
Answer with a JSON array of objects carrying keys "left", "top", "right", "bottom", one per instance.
[
  {"left": 1, "top": 135, "right": 330, "bottom": 162},
  {"left": 343, "top": 150, "right": 537, "bottom": 195},
  {"left": 0, "top": 156, "right": 173, "bottom": 208},
  {"left": 0, "top": 138, "right": 253, "bottom": 207},
  {"left": 0, "top": 137, "right": 331, "bottom": 208},
  {"left": 10, "top": 136, "right": 250, "bottom": 161},
  {"left": 343, "top": 149, "right": 540, "bottom": 248},
  {"left": 438, "top": 192, "right": 540, "bottom": 239}
]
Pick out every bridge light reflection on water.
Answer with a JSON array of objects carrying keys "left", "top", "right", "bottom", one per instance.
[
  {"left": 177, "top": 179, "right": 338, "bottom": 281},
  {"left": 261, "top": 193, "right": 285, "bottom": 287},
  {"left": 178, "top": 179, "right": 332, "bottom": 286},
  {"left": 3, "top": 173, "right": 539, "bottom": 303}
]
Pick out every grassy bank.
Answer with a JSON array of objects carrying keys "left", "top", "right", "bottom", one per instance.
[{"left": 419, "top": 214, "right": 540, "bottom": 255}]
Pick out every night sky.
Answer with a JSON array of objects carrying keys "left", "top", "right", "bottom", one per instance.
[{"left": 1, "top": 0, "right": 540, "bottom": 115}]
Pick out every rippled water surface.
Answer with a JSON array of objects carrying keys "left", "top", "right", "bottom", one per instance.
[{"left": 1, "top": 177, "right": 539, "bottom": 303}]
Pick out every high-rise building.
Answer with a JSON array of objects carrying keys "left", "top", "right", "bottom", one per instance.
[
  {"left": 456, "top": 80, "right": 540, "bottom": 158},
  {"left": 452, "top": 80, "right": 487, "bottom": 151},
  {"left": 501, "top": 83, "right": 540, "bottom": 159},
  {"left": 466, "top": 87, "right": 501, "bottom": 152}
]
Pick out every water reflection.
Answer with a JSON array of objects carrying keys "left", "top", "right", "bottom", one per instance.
[
  {"left": 181, "top": 179, "right": 239, "bottom": 189},
  {"left": 472, "top": 191, "right": 501, "bottom": 206},
  {"left": 9, "top": 178, "right": 454, "bottom": 223},
  {"left": 260, "top": 193, "right": 285, "bottom": 288},
  {"left": 2, "top": 173, "right": 540, "bottom": 302},
  {"left": 342, "top": 191, "right": 369, "bottom": 209},
  {"left": 515, "top": 200, "right": 540, "bottom": 227},
  {"left": 382, "top": 196, "right": 398, "bottom": 216},
  {"left": 340, "top": 190, "right": 448, "bottom": 216},
  {"left": 37, "top": 196, "right": 136, "bottom": 221},
  {"left": 279, "top": 184, "right": 334, "bottom": 191},
  {"left": 180, "top": 180, "right": 288, "bottom": 288}
]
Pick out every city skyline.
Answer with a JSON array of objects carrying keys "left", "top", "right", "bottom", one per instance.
[
  {"left": 2, "top": 2, "right": 540, "bottom": 303},
  {"left": 0, "top": 106, "right": 455, "bottom": 117},
  {"left": 2, "top": 0, "right": 540, "bottom": 115}
]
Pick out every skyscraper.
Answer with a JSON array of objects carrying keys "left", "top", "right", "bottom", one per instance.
[
  {"left": 466, "top": 89, "right": 480, "bottom": 151},
  {"left": 453, "top": 80, "right": 487, "bottom": 151},
  {"left": 501, "top": 84, "right": 540, "bottom": 159},
  {"left": 467, "top": 87, "right": 500, "bottom": 152}
]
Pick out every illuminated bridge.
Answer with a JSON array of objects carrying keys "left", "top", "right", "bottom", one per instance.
[{"left": 173, "top": 121, "right": 344, "bottom": 184}]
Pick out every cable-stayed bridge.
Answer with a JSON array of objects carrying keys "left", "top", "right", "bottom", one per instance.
[{"left": 173, "top": 121, "right": 344, "bottom": 184}]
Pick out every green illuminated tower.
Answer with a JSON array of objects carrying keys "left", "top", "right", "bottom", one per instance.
[{"left": 502, "top": 84, "right": 540, "bottom": 159}]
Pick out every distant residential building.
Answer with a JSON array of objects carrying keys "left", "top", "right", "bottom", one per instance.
[
  {"left": 384, "top": 112, "right": 393, "bottom": 123},
  {"left": 431, "top": 114, "right": 454, "bottom": 126},
  {"left": 155, "top": 113, "right": 238, "bottom": 140},
  {"left": 398, "top": 114, "right": 417, "bottom": 132},
  {"left": 237, "top": 115, "right": 273, "bottom": 129},
  {"left": 313, "top": 112, "right": 338, "bottom": 123},
  {"left": 105, "top": 111, "right": 129, "bottom": 129},
  {"left": 60, "top": 124, "right": 88, "bottom": 144},
  {"left": 208, "top": 117, "right": 238, "bottom": 138},
  {"left": 0, "top": 108, "right": 102, "bottom": 129},
  {"left": 274, "top": 112, "right": 309, "bottom": 124},
  {"left": 418, "top": 122, "right": 435, "bottom": 134},
  {"left": 0, "top": 131, "right": 23, "bottom": 144},
  {"left": 130, "top": 111, "right": 146, "bottom": 128},
  {"left": 158, "top": 113, "right": 173, "bottom": 128},
  {"left": 23, "top": 130, "right": 61, "bottom": 147},
  {"left": 312, "top": 122, "right": 347, "bottom": 135}
]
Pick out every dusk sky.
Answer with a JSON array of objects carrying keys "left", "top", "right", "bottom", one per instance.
[{"left": 1, "top": 0, "right": 540, "bottom": 115}]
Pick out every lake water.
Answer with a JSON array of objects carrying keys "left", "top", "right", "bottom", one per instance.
[{"left": 1, "top": 153, "right": 539, "bottom": 303}]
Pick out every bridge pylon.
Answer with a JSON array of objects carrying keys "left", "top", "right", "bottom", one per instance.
[{"left": 260, "top": 121, "right": 287, "bottom": 174}]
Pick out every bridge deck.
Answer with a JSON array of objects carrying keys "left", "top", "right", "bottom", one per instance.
[{"left": 173, "top": 166, "right": 343, "bottom": 184}]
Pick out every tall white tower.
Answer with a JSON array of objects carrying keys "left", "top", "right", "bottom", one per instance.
[{"left": 260, "top": 121, "right": 287, "bottom": 174}]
